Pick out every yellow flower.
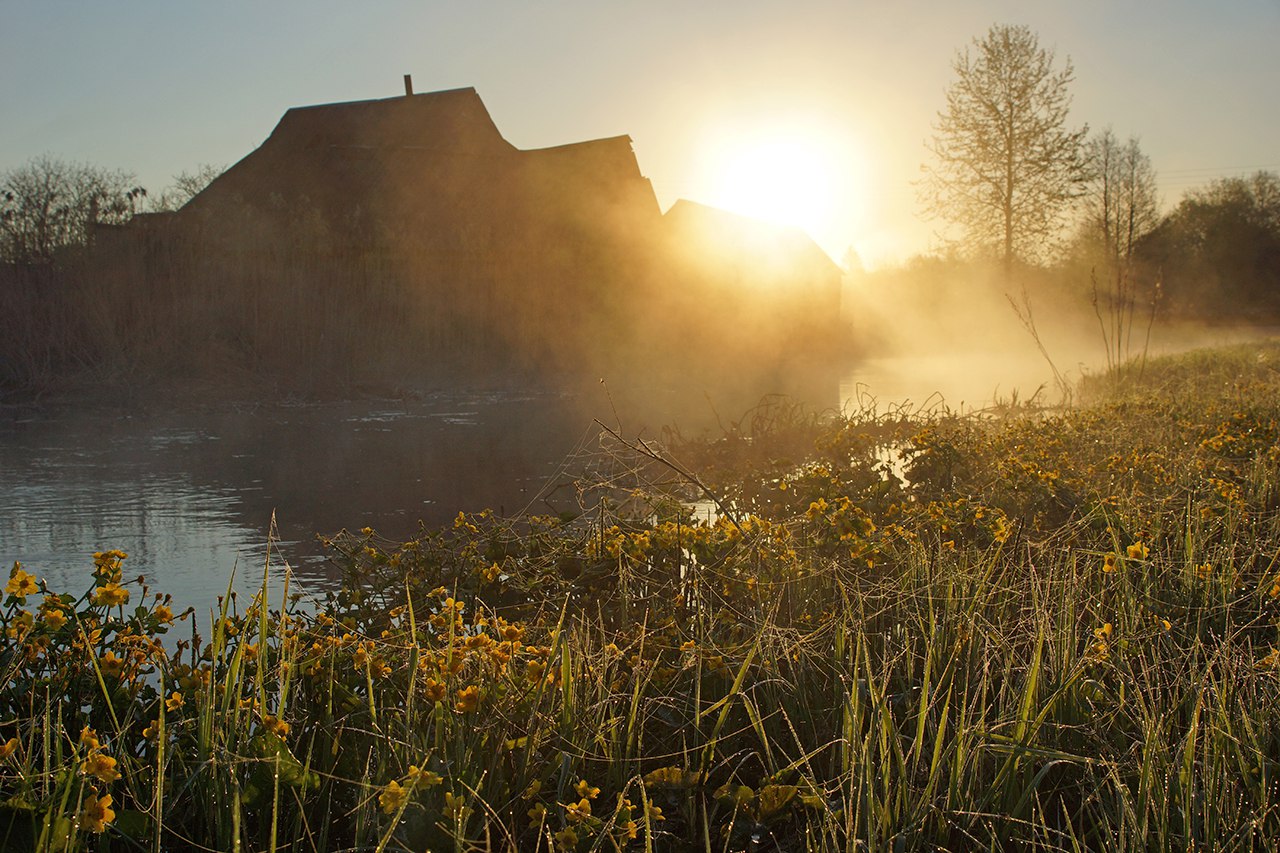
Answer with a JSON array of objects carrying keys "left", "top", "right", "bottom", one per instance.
[
  {"left": 0, "top": 738, "right": 19, "bottom": 760},
  {"left": 92, "top": 583, "right": 130, "bottom": 608},
  {"left": 262, "top": 715, "right": 290, "bottom": 737},
  {"left": 153, "top": 604, "right": 174, "bottom": 625},
  {"left": 165, "top": 691, "right": 185, "bottom": 712},
  {"left": 142, "top": 720, "right": 160, "bottom": 742},
  {"left": 1259, "top": 648, "right": 1280, "bottom": 669},
  {"left": 1195, "top": 563, "right": 1213, "bottom": 581},
  {"left": 454, "top": 685, "right": 480, "bottom": 713},
  {"left": 99, "top": 650, "right": 124, "bottom": 678},
  {"left": 1102, "top": 554, "right": 1119, "bottom": 573},
  {"left": 444, "top": 791, "right": 472, "bottom": 823},
  {"left": 465, "top": 632, "right": 493, "bottom": 651},
  {"left": 5, "top": 565, "right": 39, "bottom": 599},
  {"left": 525, "top": 659, "right": 546, "bottom": 682},
  {"left": 574, "top": 779, "right": 600, "bottom": 800},
  {"left": 564, "top": 797, "right": 592, "bottom": 823},
  {"left": 554, "top": 827, "right": 579, "bottom": 851},
  {"left": 379, "top": 780, "right": 409, "bottom": 814},
  {"left": 422, "top": 678, "right": 446, "bottom": 704},
  {"left": 646, "top": 802, "right": 665, "bottom": 822},
  {"left": 406, "top": 765, "right": 442, "bottom": 789},
  {"left": 1126, "top": 542, "right": 1149, "bottom": 560},
  {"left": 42, "top": 608, "right": 68, "bottom": 630},
  {"left": 644, "top": 766, "right": 695, "bottom": 788},
  {"left": 80, "top": 792, "right": 116, "bottom": 833},
  {"left": 5, "top": 610, "right": 33, "bottom": 639},
  {"left": 79, "top": 727, "right": 101, "bottom": 751},
  {"left": 82, "top": 752, "right": 120, "bottom": 783},
  {"left": 527, "top": 802, "right": 547, "bottom": 826},
  {"left": 1094, "top": 623, "right": 1113, "bottom": 640}
]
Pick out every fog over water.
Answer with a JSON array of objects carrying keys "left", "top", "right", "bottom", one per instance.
[
  {"left": 0, "top": 374, "right": 836, "bottom": 614},
  {"left": 3, "top": 323, "right": 1268, "bottom": 616}
]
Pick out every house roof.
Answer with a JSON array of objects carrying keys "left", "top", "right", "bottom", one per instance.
[
  {"left": 180, "top": 86, "right": 659, "bottom": 229},
  {"left": 270, "top": 87, "right": 514, "bottom": 155}
]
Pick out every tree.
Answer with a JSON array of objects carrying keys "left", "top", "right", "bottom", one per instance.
[
  {"left": 0, "top": 154, "right": 140, "bottom": 264},
  {"left": 921, "top": 24, "right": 1088, "bottom": 271},
  {"left": 153, "top": 163, "right": 224, "bottom": 211},
  {"left": 1073, "top": 131, "right": 1161, "bottom": 376},
  {"left": 1078, "top": 129, "right": 1159, "bottom": 267},
  {"left": 1138, "top": 171, "right": 1280, "bottom": 318}
]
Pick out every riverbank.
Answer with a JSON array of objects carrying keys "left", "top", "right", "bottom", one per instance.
[{"left": 3, "top": 341, "right": 1279, "bottom": 851}]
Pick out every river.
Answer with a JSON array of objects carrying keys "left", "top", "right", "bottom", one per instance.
[{"left": 0, "top": 375, "right": 851, "bottom": 615}]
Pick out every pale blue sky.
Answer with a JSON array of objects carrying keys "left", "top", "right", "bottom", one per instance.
[{"left": 3, "top": 0, "right": 1278, "bottom": 266}]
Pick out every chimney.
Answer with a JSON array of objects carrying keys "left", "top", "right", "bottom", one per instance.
[{"left": 403, "top": 74, "right": 413, "bottom": 97}]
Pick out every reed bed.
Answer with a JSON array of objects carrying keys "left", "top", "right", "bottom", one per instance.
[{"left": 3, "top": 341, "right": 1280, "bottom": 851}]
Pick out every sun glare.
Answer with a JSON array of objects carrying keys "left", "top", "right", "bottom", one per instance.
[{"left": 697, "top": 122, "right": 865, "bottom": 249}]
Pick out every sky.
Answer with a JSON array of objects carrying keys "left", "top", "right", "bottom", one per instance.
[{"left": 3, "top": 0, "right": 1279, "bottom": 269}]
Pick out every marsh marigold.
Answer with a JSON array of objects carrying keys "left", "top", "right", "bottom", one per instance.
[
  {"left": 5, "top": 564, "right": 39, "bottom": 599},
  {"left": 379, "top": 780, "right": 408, "bottom": 814},
  {"left": 92, "top": 582, "right": 130, "bottom": 608},
  {"left": 80, "top": 793, "right": 116, "bottom": 833}
]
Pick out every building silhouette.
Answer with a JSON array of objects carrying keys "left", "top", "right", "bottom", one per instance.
[{"left": 93, "top": 83, "right": 844, "bottom": 392}]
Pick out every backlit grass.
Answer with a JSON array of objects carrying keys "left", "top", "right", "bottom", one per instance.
[{"left": 3, "top": 341, "right": 1279, "bottom": 851}]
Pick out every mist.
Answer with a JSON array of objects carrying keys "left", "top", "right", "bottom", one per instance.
[{"left": 839, "top": 248, "right": 1279, "bottom": 412}]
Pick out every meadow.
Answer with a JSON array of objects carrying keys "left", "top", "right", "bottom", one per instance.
[{"left": 3, "top": 341, "right": 1280, "bottom": 852}]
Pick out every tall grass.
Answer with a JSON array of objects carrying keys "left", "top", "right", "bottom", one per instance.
[{"left": 2, "top": 341, "right": 1279, "bottom": 850}]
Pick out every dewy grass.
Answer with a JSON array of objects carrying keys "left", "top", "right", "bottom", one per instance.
[{"left": 2, "top": 341, "right": 1280, "bottom": 850}]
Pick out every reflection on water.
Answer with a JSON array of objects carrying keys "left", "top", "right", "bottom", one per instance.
[
  {"left": 1, "top": 393, "right": 587, "bottom": 613},
  {"left": 0, "top": 376, "right": 837, "bottom": 615}
]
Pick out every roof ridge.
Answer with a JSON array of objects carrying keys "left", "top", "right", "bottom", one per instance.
[{"left": 286, "top": 86, "right": 480, "bottom": 113}]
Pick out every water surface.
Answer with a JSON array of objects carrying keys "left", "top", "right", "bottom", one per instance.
[{"left": 0, "top": 380, "right": 836, "bottom": 614}]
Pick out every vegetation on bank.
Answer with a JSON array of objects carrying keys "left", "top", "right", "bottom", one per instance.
[{"left": 3, "top": 342, "right": 1280, "bottom": 851}]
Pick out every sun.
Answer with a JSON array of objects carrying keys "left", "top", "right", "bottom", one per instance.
[{"left": 695, "top": 121, "right": 864, "bottom": 246}]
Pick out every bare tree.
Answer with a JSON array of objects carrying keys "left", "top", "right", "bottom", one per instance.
[
  {"left": 0, "top": 154, "right": 140, "bottom": 264},
  {"left": 1076, "top": 130, "right": 1161, "bottom": 378},
  {"left": 921, "top": 24, "right": 1088, "bottom": 272},
  {"left": 153, "top": 163, "right": 224, "bottom": 211},
  {"left": 1080, "top": 129, "right": 1159, "bottom": 265}
]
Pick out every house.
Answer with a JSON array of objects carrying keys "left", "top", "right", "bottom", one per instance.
[
  {"left": 96, "top": 82, "right": 844, "bottom": 389},
  {"left": 179, "top": 86, "right": 660, "bottom": 253}
]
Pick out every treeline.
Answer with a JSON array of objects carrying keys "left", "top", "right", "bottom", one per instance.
[
  {"left": 0, "top": 159, "right": 232, "bottom": 394},
  {"left": 1138, "top": 170, "right": 1280, "bottom": 318}
]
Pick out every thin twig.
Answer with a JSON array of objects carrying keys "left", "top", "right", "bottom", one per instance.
[{"left": 594, "top": 420, "right": 744, "bottom": 535}]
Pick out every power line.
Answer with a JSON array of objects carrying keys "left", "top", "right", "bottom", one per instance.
[{"left": 1160, "top": 164, "right": 1280, "bottom": 176}]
